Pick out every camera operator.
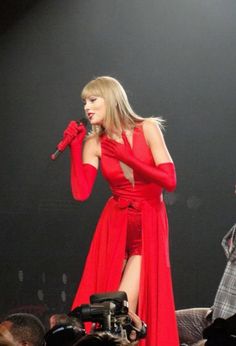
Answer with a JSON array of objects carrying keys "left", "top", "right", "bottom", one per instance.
[
  {"left": 49, "top": 314, "right": 84, "bottom": 330},
  {"left": 44, "top": 314, "right": 85, "bottom": 346},
  {"left": 44, "top": 292, "right": 146, "bottom": 346},
  {"left": 45, "top": 311, "right": 145, "bottom": 346}
]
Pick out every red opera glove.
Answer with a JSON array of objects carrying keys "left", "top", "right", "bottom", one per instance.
[
  {"left": 102, "top": 132, "right": 176, "bottom": 191},
  {"left": 63, "top": 120, "right": 86, "bottom": 144},
  {"left": 102, "top": 132, "right": 133, "bottom": 162},
  {"left": 65, "top": 121, "right": 97, "bottom": 201}
]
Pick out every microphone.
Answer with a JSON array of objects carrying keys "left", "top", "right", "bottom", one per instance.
[{"left": 51, "top": 118, "right": 88, "bottom": 160}]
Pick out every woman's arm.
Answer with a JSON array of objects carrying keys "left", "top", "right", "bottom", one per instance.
[
  {"left": 142, "top": 119, "right": 173, "bottom": 165},
  {"left": 65, "top": 121, "right": 99, "bottom": 201}
]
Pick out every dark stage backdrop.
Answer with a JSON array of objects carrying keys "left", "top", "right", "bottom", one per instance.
[{"left": 0, "top": 0, "right": 235, "bottom": 325}]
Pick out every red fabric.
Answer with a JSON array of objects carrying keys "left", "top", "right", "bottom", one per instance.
[
  {"left": 71, "top": 161, "right": 97, "bottom": 201},
  {"left": 71, "top": 125, "right": 179, "bottom": 346},
  {"left": 125, "top": 207, "right": 142, "bottom": 258},
  {"left": 70, "top": 142, "right": 97, "bottom": 202},
  {"left": 60, "top": 120, "right": 86, "bottom": 151},
  {"left": 102, "top": 132, "right": 177, "bottom": 191},
  {"left": 62, "top": 120, "right": 98, "bottom": 201}
]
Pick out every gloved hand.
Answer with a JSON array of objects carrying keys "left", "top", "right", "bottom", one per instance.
[
  {"left": 65, "top": 121, "right": 97, "bottom": 201},
  {"left": 61, "top": 120, "right": 86, "bottom": 150},
  {"left": 102, "top": 132, "right": 176, "bottom": 192},
  {"left": 102, "top": 132, "right": 134, "bottom": 164}
]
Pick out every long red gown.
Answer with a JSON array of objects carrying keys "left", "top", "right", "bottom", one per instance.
[{"left": 71, "top": 125, "right": 179, "bottom": 346}]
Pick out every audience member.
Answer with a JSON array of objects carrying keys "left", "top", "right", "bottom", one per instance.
[
  {"left": 49, "top": 314, "right": 84, "bottom": 331},
  {"left": 0, "top": 313, "right": 45, "bottom": 346},
  {"left": 44, "top": 314, "right": 85, "bottom": 346},
  {"left": 176, "top": 223, "right": 236, "bottom": 346},
  {"left": 46, "top": 309, "right": 145, "bottom": 345}
]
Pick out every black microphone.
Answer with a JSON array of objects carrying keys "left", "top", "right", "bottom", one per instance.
[{"left": 51, "top": 118, "right": 88, "bottom": 160}]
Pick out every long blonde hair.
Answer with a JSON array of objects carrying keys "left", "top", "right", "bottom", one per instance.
[{"left": 81, "top": 76, "right": 164, "bottom": 136}]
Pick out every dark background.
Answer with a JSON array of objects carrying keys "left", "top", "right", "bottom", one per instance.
[{"left": 0, "top": 0, "right": 235, "bottom": 326}]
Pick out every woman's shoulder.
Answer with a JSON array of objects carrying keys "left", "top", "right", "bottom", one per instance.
[
  {"left": 83, "top": 133, "right": 101, "bottom": 158},
  {"left": 140, "top": 118, "right": 163, "bottom": 133},
  {"left": 85, "top": 132, "right": 100, "bottom": 142},
  {"left": 84, "top": 133, "right": 101, "bottom": 149},
  {"left": 140, "top": 118, "right": 165, "bottom": 144}
]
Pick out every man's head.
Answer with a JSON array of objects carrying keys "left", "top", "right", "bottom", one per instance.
[
  {"left": 0, "top": 313, "right": 45, "bottom": 346},
  {"left": 44, "top": 314, "right": 85, "bottom": 346}
]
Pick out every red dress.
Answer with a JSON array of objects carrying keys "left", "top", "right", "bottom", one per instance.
[{"left": 71, "top": 125, "right": 179, "bottom": 346}]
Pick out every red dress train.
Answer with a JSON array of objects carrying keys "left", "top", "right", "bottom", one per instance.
[{"left": 71, "top": 125, "right": 179, "bottom": 346}]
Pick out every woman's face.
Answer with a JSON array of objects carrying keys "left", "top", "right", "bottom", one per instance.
[{"left": 83, "top": 95, "right": 106, "bottom": 126}]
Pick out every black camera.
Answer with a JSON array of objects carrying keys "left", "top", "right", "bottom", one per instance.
[
  {"left": 44, "top": 323, "right": 85, "bottom": 346},
  {"left": 44, "top": 291, "right": 146, "bottom": 346},
  {"left": 69, "top": 291, "right": 131, "bottom": 339}
]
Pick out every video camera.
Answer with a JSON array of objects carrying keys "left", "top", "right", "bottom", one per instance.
[
  {"left": 69, "top": 291, "right": 132, "bottom": 339},
  {"left": 44, "top": 291, "right": 146, "bottom": 346}
]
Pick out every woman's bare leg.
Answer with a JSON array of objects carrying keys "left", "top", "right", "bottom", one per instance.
[{"left": 119, "top": 255, "right": 142, "bottom": 312}]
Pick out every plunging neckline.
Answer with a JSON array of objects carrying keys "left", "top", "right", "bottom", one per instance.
[
  {"left": 102, "top": 126, "right": 138, "bottom": 187},
  {"left": 115, "top": 127, "right": 135, "bottom": 187},
  {"left": 119, "top": 129, "right": 135, "bottom": 186}
]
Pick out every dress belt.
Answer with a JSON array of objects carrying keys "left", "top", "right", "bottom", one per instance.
[{"left": 112, "top": 195, "right": 163, "bottom": 210}]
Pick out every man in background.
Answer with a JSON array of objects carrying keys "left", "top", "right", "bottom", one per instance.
[{"left": 0, "top": 313, "right": 45, "bottom": 346}]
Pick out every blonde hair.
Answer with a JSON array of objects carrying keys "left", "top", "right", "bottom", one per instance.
[{"left": 81, "top": 76, "right": 164, "bottom": 136}]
